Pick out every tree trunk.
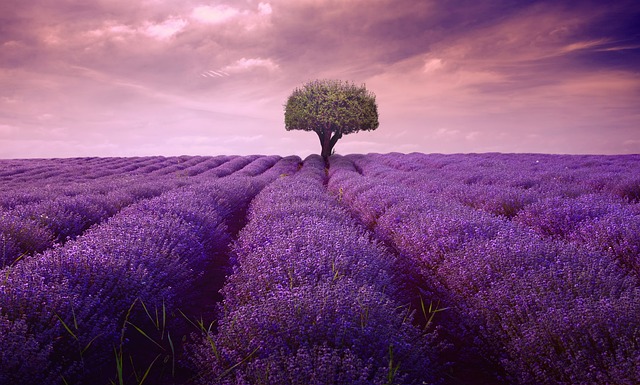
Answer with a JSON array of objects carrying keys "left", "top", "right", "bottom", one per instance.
[
  {"left": 319, "top": 128, "right": 331, "bottom": 161},
  {"left": 317, "top": 127, "right": 343, "bottom": 162}
]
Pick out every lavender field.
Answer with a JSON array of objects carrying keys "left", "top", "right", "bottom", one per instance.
[{"left": 1, "top": 153, "right": 639, "bottom": 385}]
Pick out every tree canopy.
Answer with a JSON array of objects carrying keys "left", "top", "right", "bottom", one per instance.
[{"left": 284, "top": 79, "right": 379, "bottom": 160}]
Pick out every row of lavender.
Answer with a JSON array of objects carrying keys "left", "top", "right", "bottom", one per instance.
[
  {"left": 0, "top": 155, "right": 282, "bottom": 268},
  {"left": 352, "top": 153, "right": 640, "bottom": 276},
  {"left": 0, "top": 156, "right": 300, "bottom": 384},
  {"left": 188, "top": 155, "right": 440, "bottom": 384},
  {"left": 0, "top": 156, "right": 194, "bottom": 187},
  {"left": 0, "top": 178, "right": 173, "bottom": 267},
  {"left": 0, "top": 155, "right": 254, "bottom": 187},
  {"left": 328, "top": 153, "right": 640, "bottom": 384},
  {"left": 373, "top": 152, "right": 640, "bottom": 197},
  {"left": 0, "top": 155, "right": 273, "bottom": 195},
  {"left": 367, "top": 152, "right": 640, "bottom": 219}
]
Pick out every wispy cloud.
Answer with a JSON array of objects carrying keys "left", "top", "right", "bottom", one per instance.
[
  {"left": 201, "top": 70, "right": 230, "bottom": 78},
  {"left": 223, "top": 58, "right": 280, "bottom": 73}
]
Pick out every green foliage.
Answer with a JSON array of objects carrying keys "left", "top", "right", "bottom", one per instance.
[{"left": 284, "top": 79, "right": 378, "bottom": 135}]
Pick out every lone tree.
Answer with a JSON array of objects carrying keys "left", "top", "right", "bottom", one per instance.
[{"left": 284, "top": 79, "right": 379, "bottom": 161}]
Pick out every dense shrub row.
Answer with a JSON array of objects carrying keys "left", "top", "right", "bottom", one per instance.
[
  {"left": 364, "top": 152, "right": 640, "bottom": 206},
  {"left": 0, "top": 155, "right": 262, "bottom": 189},
  {"left": 0, "top": 155, "right": 292, "bottom": 268},
  {"left": 0, "top": 179, "right": 175, "bottom": 267},
  {"left": 349, "top": 153, "right": 640, "bottom": 279},
  {"left": 189, "top": 155, "right": 440, "bottom": 385},
  {"left": 0, "top": 157, "right": 165, "bottom": 186},
  {"left": 328, "top": 154, "right": 640, "bottom": 385}
]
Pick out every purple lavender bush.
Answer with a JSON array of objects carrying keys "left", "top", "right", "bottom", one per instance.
[
  {"left": 0, "top": 213, "right": 53, "bottom": 267},
  {"left": 513, "top": 193, "right": 625, "bottom": 239},
  {"left": 569, "top": 206, "right": 640, "bottom": 276},
  {"left": 196, "top": 281, "right": 434, "bottom": 385},
  {"left": 438, "top": 227, "right": 640, "bottom": 384},
  {"left": 0, "top": 176, "right": 177, "bottom": 267}
]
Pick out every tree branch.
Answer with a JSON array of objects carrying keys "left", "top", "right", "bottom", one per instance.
[{"left": 329, "top": 131, "right": 342, "bottom": 149}]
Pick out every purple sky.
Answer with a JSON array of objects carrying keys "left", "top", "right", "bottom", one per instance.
[{"left": 1, "top": 0, "right": 639, "bottom": 158}]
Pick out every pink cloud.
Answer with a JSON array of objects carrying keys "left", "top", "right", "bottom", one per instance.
[
  {"left": 191, "top": 5, "right": 241, "bottom": 24},
  {"left": 222, "top": 58, "right": 280, "bottom": 73},
  {"left": 143, "top": 18, "right": 188, "bottom": 39}
]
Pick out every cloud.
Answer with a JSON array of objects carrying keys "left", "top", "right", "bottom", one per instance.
[
  {"left": 258, "top": 2, "right": 273, "bottom": 16},
  {"left": 84, "top": 17, "right": 188, "bottom": 42},
  {"left": 222, "top": 57, "right": 280, "bottom": 73},
  {"left": 191, "top": 5, "right": 241, "bottom": 24},
  {"left": 201, "top": 70, "right": 230, "bottom": 78},
  {"left": 560, "top": 39, "right": 610, "bottom": 54},
  {"left": 143, "top": 17, "right": 188, "bottom": 39},
  {"left": 86, "top": 22, "right": 135, "bottom": 39},
  {"left": 201, "top": 57, "right": 280, "bottom": 80},
  {"left": 423, "top": 58, "right": 444, "bottom": 73},
  {"left": 0, "top": 124, "right": 17, "bottom": 137},
  {"left": 435, "top": 128, "right": 460, "bottom": 138},
  {"left": 189, "top": 2, "right": 272, "bottom": 31}
]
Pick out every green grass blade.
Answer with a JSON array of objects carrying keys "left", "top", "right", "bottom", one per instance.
[
  {"left": 138, "top": 354, "right": 161, "bottom": 385},
  {"left": 161, "top": 300, "right": 166, "bottom": 339},
  {"left": 167, "top": 332, "right": 175, "bottom": 377},
  {"left": 217, "top": 347, "right": 259, "bottom": 381},
  {"left": 114, "top": 347, "right": 124, "bottom": 385},
  {"left": 81, "top": 332, "right": 104, "bottom": 355},
  {"left": 126, "top": 321, "right": 165, "bottom": 351},
  {"left": 55, "top": 313, "right": 78, "bottom": 341}
]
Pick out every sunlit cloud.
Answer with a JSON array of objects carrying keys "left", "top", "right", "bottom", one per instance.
[
  {"left": 222, "top": 58, "right": 280, "bottom": 73},
  {"left": 201, "top": 70, "right": 230, "bottom": 78},
  {"left": 191, "top": 5, "right": 242, "bottom": 24},
  {"left": 86, "top": 17, "right": 187, "bottom": 41},
  {"left": 258, "top": 2, "right": 273, "bottom": 16},
  {"left": 143, "top": 17, "right": 188, "bottom": 40},
  {"left": 596, "top": 44, "right": 640, "bottom": 52},
  {"left": 423, "top": 58, "right": 444, "bottom": 73},
  {"left": 561, "top": 39, "right": 610, "bottom": 54},
  {"left": 200, "top": 57, "right": 279, "bottom": 79}
]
